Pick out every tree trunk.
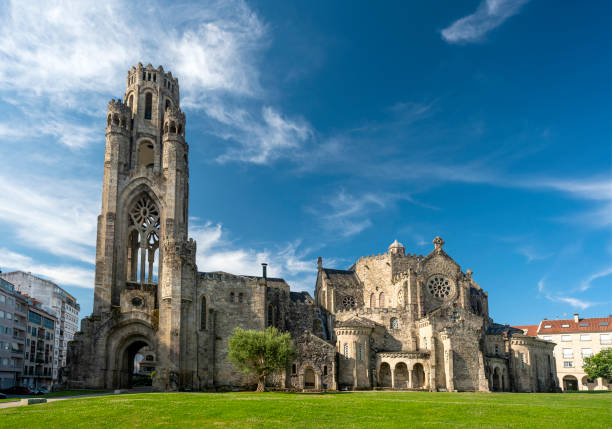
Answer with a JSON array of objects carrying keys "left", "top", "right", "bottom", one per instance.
[{"left": 256, "top": 374, "right": 266, "bottom": 392}]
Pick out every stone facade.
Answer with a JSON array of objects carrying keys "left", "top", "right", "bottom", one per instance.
[{"left": 65, "top": 64, "right": 556, "bottom": 392}]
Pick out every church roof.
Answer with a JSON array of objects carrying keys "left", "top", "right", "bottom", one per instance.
[
  {"left": 336, "top": 316, "right": 376, "bottom": 328},
  {"left": 321, "top": 268, "right": 360, "bottom": 288}
]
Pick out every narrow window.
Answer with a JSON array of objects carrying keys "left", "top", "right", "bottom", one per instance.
[
  {"left": 358, "top": 343, "right": 363, "bottom": 361},
  {"left": 390, "top": 317, "right": 399, "bottom": 329},
  {"left": 267, "top": 304, "right": 274, "bottom": 327},
  {"left": 370, "top": 293, "right": 375, "bottom": 308},
  {"left": 323, "top": 365, "right": 328, "bottom": 376},
  {"left": 229, "top": 292, "right": 234, "bottom": 303},
  {"left": 200, "top": 296, "right": 206, "bottom": 330},
  {"left": 291, "top": 364, "right": 297, "bottom": 375},
  {"left": 238, "top": 293, "right": 243, "bottom": 303},
  {"left": 144, "top": 93, "right": 152, "bottom": 120},
  {"left": 153, "top": 73, "right": 156, "bottom": 82},
  {"left": 379, "top": 292, "right": 385, "bottom": 308},
  {"left": 343, "top": 343, "right": 349, "bottom": 359}
]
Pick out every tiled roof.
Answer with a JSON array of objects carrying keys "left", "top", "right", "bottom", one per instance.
[
  {"left": 486, "top": 323, "right": 524, "bottom": 336},
  {"left": 513, "top": 325, "right": 538, "bottom": 337},
  {"left": 321, "top": 268, "right": 360, "bottom": 288},
  {"left": 538, "top": 316, "right": 612, "bottom": 334}
]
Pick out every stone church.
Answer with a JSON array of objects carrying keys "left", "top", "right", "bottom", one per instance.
[{"left": 65, "top": 64, "right": 558, "bottom": 393}]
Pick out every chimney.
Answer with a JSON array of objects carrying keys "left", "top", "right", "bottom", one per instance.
[
  {"left": 574, "top": 313, "right": 579, "bottom": 323},
  {"left": 261, "top": 263, "right": 268, "bottom": 280}
]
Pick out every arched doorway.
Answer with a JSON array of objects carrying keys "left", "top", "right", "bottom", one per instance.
[
  {"left": 379, "top": 363, "right": 392, "bottom": 387},
  {"left": 563, "top": 375, "right": 578, "bottom": 391},
  {"left": 412, "top": 363, "right": 425, "bottom": 388},
  {"left": 304, "top": 367, "right": 315, "bottom": 389},
  {"left": 492, "top": 367, "right": 501, "bottom": 391},
  {"left": 394, "top": 363, "right": 409, "bottom": 389},
  {"left": 118, "top": 339, "right": 152, "bottom": 388},
  {"left": 106, "top": 321, "right": 156, "bottom": 389},
  {"left": 581, "top": 376, "right": 596, "bottom": 391}
]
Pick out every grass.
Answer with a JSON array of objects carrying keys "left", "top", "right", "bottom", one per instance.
[{"left": 0, "top": 391, "right": 610, "bottom": 428}]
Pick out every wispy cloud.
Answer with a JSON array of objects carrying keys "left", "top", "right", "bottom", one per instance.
[
  {"left": 190, "top": 220, "right": 317, "bottom": 292},
  {"left": 0, "top": 248, "right": 94, "bottom": 288},
  {"left": 580, "top": 267, "right": 612, "bottom": 292},
  {"left": 516, "top": 245, "right": 552, "bottom": 263},
  {"left": 441, "top": 0, "right": 530, "bottom": 44},
  {"left": 537, "top": 277, "right": 598, "bottom": 310}
]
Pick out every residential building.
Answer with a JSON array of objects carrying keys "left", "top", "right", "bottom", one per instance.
[
  {"left": 22, "top": 302, "right": 57, "bottom": 389},
  {"left": 0, "top": 271, "right": 80, "bottom": 379},
  {"left": 515, "top": 314, "right": 612, "bottom": 391},
  {"left": 0, "top": 277, "right": 25, "bottom": 389}
]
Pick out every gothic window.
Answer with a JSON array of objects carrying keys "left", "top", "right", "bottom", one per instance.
[
  {"left": 229, "top": 292, "right": 235, "bottom": 303},
  {"left": 137, "top": 141, "right": 155, "bottom": 170},
  {"left": 128, "top": 94, "right": 133, "bottom": 110},
  {"left": 427, "top": 275, "right": 454, "bottom": 300},
  {"left": 342, "top": 296, "right": 355, "bottom": 309},
  {"left": 379, "top": 292, "right": 385, "bottom": 308},
  {"left": 144, "top": 93, "right": 152, "bottom": 120},
  {"left": 200, "top": 296, "right": 206, "bottom": 330},
  {"left": 165, "top": 99, "right": 171, "bottom": 111},
  {"left": 292, "top": 364, "right": 297, "bottom": 375},
  {"left": 390, "top": 317, "right": 399, "bottom": 329},
  {"left": 126, "top": 194, "right": 160, "bottom": 285},
  {"left": 238, "top": 293, "right": 244, "bottom": 303},
  {"left": 370, "top": 293, "right": 375, "bottom": 308},
  {"left": 343, "top": 343, "right": 349, "bottom": 359},
  {"left": 323, "top": 365, "right": 328, "bottom": 376}
]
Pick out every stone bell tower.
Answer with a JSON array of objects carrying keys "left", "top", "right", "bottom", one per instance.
[{"left": 68, "top": 63, "right": 197, "bottom": 391}]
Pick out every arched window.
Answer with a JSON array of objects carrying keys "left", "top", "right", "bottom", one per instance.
[
  {"left": 238, "top": 292, "right": 244, "bottom": 303},
  {"left": 291, "top": 364, "right": 297, "bottom": 375},
  {"left": 165, "top": 99, "right": 171, "bottom": 111},
  {"left": 390, "top": 317, "right": 399, "bottom": 329},
  {"left": 323, "top": 365, "right": 328, "bottom": 376},
  {"left": 343, "top": 343, "right": 349, "bottom": 359},
  {"left": 200, "top": 296, "right": 207, "bottom": 330},
  {"left": 126, "top": 194, "right": 160, "bottom": 285},
  {"left": 127, "top": 94, "right": 133, "bottom": 110},
  {"left": 137, "top": 141, "right": 154, "bottom": 170},
  {"left": 229, "top": 292, "right": 234, "bottom": 303},
  {"left": 379, "top": 292, "right": 385, "bottom": 308},
  {"left": 267, "top": 304, "right": 274, "bottom": 327},
  {"left": 370, "top": 293, "right": 375, "bottom": 308},
  {"left": 144, "top": 93, "right": 152, "bottom": 120}
]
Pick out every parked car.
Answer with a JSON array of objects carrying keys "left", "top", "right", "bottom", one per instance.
[
  {"left": 33, "top": 386, "right": 50, "bottom": 395},
  {"left": 0, "top": 386, "right": 33, "bottom": 395}
]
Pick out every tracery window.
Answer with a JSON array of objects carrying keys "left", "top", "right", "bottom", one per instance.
[
  {"left": 390, "top": 317, "right": 399, "bottom": 329},
  {"left": 126, "top": 194, "right": 160, "bottom": 285},
  {"left": 427, "top": 275, "right": 453, "bottom": 299},
  {"left": 342, "top": 296, "right": 355, "bottom": 309}
]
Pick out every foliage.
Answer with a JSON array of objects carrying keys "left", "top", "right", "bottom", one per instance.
[
  {"left": 228, "top": 326, "right": 296, "bottom": 392},
  {"left": 1, "top": 391, "right": 611, "bottom": 428},
  {"left": 583, "top": 348, "right": 612, "bottom": 381}
]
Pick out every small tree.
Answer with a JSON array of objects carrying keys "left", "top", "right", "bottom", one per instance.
[
  {"left": 228, "top": 326, "right": 296, "bottom": 392},
  {"left": 583, "top": 348, "right": 612, "bottom": 381}
]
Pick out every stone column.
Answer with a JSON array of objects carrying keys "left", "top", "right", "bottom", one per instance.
[{"left": 391, "top": 362, "right": 395, "bottom": 389}]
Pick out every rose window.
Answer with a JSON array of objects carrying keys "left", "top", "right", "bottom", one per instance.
[
  {"left": 342, "top": 296, "right": 355, "bottom": 309},
  {"left": 427, "top": 275, "right": 453, "bottom": 299}
]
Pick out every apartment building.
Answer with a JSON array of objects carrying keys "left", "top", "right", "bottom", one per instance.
[
  {"left": 515, "top": 314, "right": 612, "bottom": 391},
  {"left": 0, "top": 271, "right": 80, "bottom": 379},
  {"left": 22, "top": 302, "right": 57, "bottom": 390},
  {"left": 0, "top": 278, "right": 25, "bottom": 389}
]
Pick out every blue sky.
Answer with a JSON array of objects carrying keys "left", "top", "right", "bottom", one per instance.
[{"left": 0, "top": 0, "right": 610, "bottom": 325}]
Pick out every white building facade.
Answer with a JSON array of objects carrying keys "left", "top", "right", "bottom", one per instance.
[{"left": 0, "top": 272, "right": 80, "bottom": 381}]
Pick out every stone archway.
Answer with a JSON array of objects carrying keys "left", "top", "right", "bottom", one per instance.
[
  {"left": 379, "top": 362, "right": 392, "bottom": 388},
  {"left": 412, "top": 363, "right": 425, "bottom": 389},
  {"left": 563, "top": 375, "right": 578, "bottom": 391},
  {"left": 394, "top": 363, "right": 409, "bottom": 389},
  {"left": 105, "top": 321, "right": 156, "bottom": 389}
]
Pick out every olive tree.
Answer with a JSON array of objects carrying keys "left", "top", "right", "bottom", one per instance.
[
  {"left": 583, "top": 348, "right": 612, "bottom": 382},
  {"left": 228, "top": 326, "right": 297, "bottom": 392}
]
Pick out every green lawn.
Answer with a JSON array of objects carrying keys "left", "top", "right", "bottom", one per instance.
[{"left": 0, "top": 391, "right": 610, "bottom": 428}]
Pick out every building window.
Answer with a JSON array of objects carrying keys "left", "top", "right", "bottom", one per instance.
[
  {"left": 519, "top": 353, "right": 525, "bottom": 368},
  {"left": 323, "top": 365, "right": 328, "bottom": 376},
  {"left": 599, "top": 322, "right": 609, "bottom": 327},
  {"left": 581, "top": 348, "right": 593, "bottom": 358},
  {"left": 238, "top": 293, "right": 244, "bottom": 303},
  {"left": 579, "top": 322, "right": 589, "bottom": 327},
  {"left": 229, "top": 292, "right": 234, "bottom": 303},
  {"left": 600, "top": 334, "right": 611, "bottom": 345},
  {"left": 200, "top": 296, "right": 206, "bottom": 330},
  {"left": 561, "top": 335, "right": 571, "bottom": 342},
  {"left": 494, "top": 344, "right": 499, "bottom": 355},
  {"left": 343, "top": 343, "right": 349, "bottom": 359},
  {"left": 562, "top": 348, "right": 573, "bottom": 359},
  {"left": 379, "top": 292, "right": 385, "bottom": 308},
  {"left": 543, "top": 324, "right": 551, "bottom": 329},
  {"left": 561, "top": 324, "right": 570, "bottom": 328},
  {"left": 291, "top": 364, "right": 296, "bottom": 375},
  {"left": 390, "top": 317, "right": 399, "bottom": 329},
  {"left": 423, "top": 337, "right": 428, "bottom": 349},
  {"left": 144, "top": 93, "right": 152, "bottom": 120},
  {"left": 542, "top": 335, "right": 552, "bottom": 341},
  {"left": 267, "top": 304, "right": 275, "bottom": 328},
  {"left": 580, "top": 334, "right": 591, "bottom": 341},
  {"left": 358, "top": 343, "right": 363, "bottom": 361}
]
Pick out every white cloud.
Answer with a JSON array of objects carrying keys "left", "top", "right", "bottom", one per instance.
[
  {"left": 0, "top": 248, "right": 94, "bottom": 288},
  {"left": 190, "top": 220, "right": 317, "bottom": 292},
  {"left": 537, "top": 277, "right": 597, "bottom": 310},
  {"left": 516, "top": 245, "right": 552, "bottom": 263},
  {"left": 441, "top": 0, "right": 530, "bottom": 44},
  {"left": 580, "top": 267, "right": 612, "bottom": 292},
  {"left": 0, "top": 172, "right": 98, "bottom": 264}
]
